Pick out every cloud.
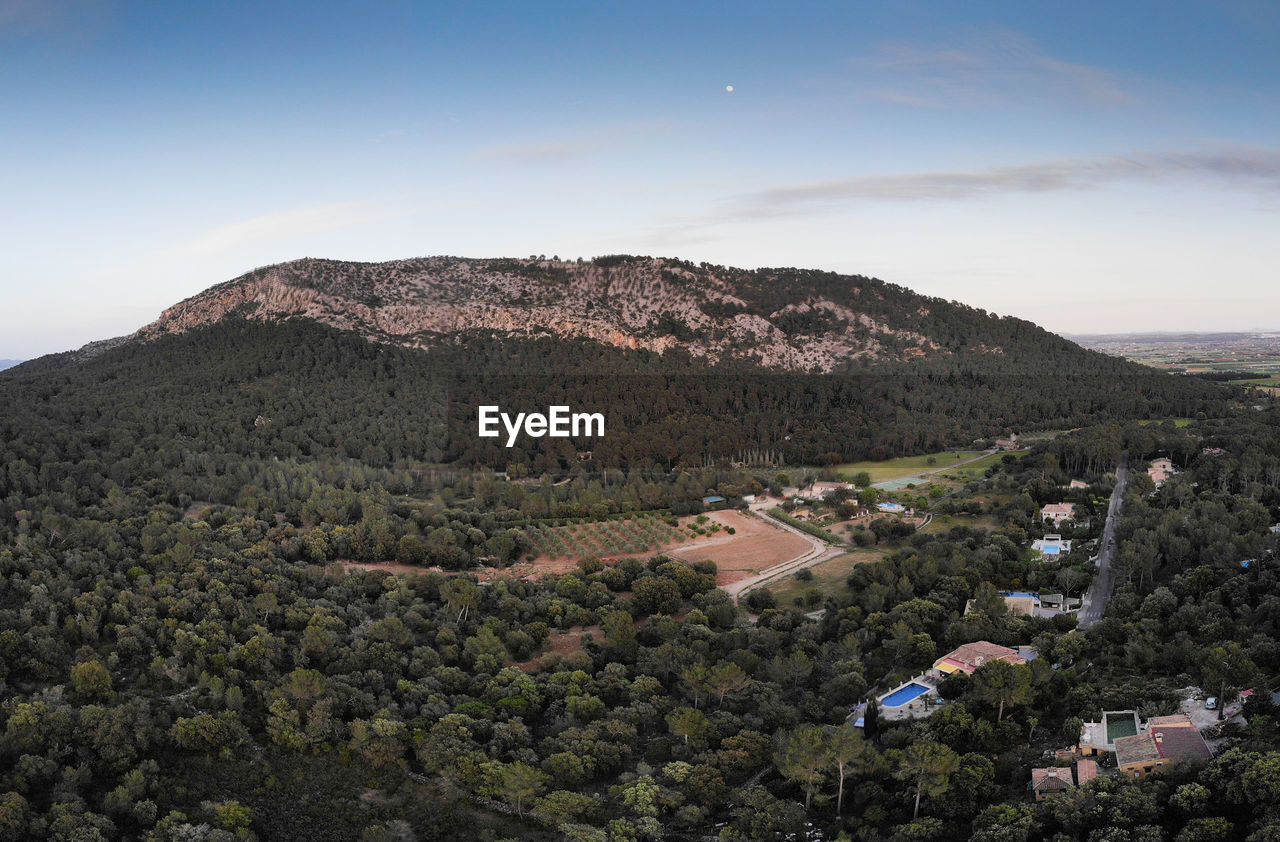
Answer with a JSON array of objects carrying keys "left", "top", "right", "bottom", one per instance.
[
  {"left": 850, "top": 29, "right": 1134, "bottom": 109},
  {"left": 722, "top": 148, "right": 1280, "bottom": 219},
  {"left": 162, "top": 200, "right": 404, "bottom": 261}
]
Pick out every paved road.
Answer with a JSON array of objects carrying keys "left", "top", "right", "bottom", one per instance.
[{"left": 1078, "top": 452, "right": 1128, "bottom": 628}]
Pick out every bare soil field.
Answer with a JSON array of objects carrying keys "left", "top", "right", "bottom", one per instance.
[{"left": 669, "top": 510, "right": 812, "bottom": 586}]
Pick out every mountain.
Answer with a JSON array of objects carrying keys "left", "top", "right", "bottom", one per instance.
[
  {"left": 132, "top": 255, "right": 1065, "bottom": 373},
  {"left": 2, "top": 255, "right": 1229, "bottom": 472}
]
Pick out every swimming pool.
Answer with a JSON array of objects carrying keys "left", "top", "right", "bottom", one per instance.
[{"left": 881, "top": 682, "right": 930, "bottom": 707}]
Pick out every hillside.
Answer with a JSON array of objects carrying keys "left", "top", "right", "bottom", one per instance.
[
  {"left": 2, "top": 256, "right": 1229, "bottom": 473},
  {"left": 132, "top": 255, "right": 1108, "bottom": 374}
]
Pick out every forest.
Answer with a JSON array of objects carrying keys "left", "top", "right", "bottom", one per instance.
[
  {"left": 3, "top": 316, "right": 1280, "bottom": 840},
  {"left": 3, "top": 315, "right": 1226, "bottom": 477}
]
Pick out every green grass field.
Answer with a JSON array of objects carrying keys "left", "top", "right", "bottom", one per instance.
[
  {"left": 935, "top": 451, "right": 1028, "bottom": 481},
  {"left": 834, "top": 450, "right": 987, "bottom": 482},
  {"left": 1229, "top": 375, "right": 1280, "bottom": 387},
  {"left": 1137, "top": 418, "right": 1195, "bottom": 427},
  {"left": 767, "top": 548, "right": 891, "bottom": 605}
]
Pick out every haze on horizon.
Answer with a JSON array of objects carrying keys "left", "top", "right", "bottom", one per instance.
[{"left": 3, "top": 0, "right": 1280, "bottom": 359}]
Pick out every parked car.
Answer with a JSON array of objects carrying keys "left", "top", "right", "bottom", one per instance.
[{"left": 1205, "top": 697, "right": 1218, "bottom": 710}]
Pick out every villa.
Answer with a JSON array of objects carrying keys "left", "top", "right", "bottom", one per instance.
[
  {"left": 933, "top": 641, "right": 1027, "bottom": 677},
  {"left": 1041, "top": 503, "right": 1076, "bottom": 525},
  {"left": 1079, "top": 711, "right": 1210, "bottom": 775},
  {"left": 1114, "top": 717, "right": 1211, "bottom": 779},
  {"left": 1148, "top": 457, "right": 1176, "bottom": 486}
]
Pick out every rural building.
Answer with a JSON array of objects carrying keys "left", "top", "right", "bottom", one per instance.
[
  {"left": 933, "top": 641, "right": 1027, "bottom": 677},
  {"left": 994, "top": 433, "right": 1019, "bottom": 451},
  {"left": 1114, "top": 721, "right": 1211, "bottom": 779},
  {"left": 701, "top": 495, "right": 726, "bottom": 507},
  {"left": 1030, "top": 768, "right": 1074, "bottom": 801},
  {"left": 1041, "top": 503, "right": 1076, "bottom": 524},
  {"left": 1148, "top": 457, "right": 1176, "bottom": 486},
  {"left": 1066, "top": 479, "right": 1089, "bottom": 489},
  {"left": 1076, "top": 758, "right": 1099, "bottom": 785}
]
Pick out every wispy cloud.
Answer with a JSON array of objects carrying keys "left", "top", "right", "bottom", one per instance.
[
  {"left": 851, "top": 29, "right": 1134, "bottom": 109},
  {"left": 162, "top": 200, "right": 404, "bottom": 260},
  {"left": 727, "top": 148, "right": 1280, "bottom": 219}
]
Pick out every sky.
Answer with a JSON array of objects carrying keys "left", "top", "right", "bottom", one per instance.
[{"left": 3, "top": 0, "right": 1280, "bottom": 358}]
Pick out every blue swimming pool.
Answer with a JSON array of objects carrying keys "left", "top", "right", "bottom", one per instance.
[
  {"left": 881, "top": 682, "right": 930, "bottom": 707},
  {"left": 1003, "top": 591, "right": 1038, "bottom": 598}
]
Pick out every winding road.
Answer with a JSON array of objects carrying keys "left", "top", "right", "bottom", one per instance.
[{"left": 1077, "top": 452, "right": 1128, "bottom": 629}]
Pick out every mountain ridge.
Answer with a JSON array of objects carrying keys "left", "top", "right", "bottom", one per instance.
[{"left": 127, "top": 254, "right": 1036, "bottom": 373}]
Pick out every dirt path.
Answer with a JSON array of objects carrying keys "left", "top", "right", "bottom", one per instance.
[{"left": 720, "top": 511, "right": 844, "bottom": 602}]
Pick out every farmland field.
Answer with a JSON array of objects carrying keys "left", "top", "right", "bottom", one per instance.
[
  {"left": 668, "top": 510, "right": 813, "bottom": 586},
  {"left": 523, "top": 513, "right": 696, "bottom": 562}
]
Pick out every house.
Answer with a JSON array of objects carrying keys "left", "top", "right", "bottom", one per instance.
[
  {"left": 701, "top": 495, "right": 726, "bottom": 507},
  {"left": 1148, "top": 457, "right": 1176, "bottom": 486},
  {"left": 1067, "top": 479, "right": 1089, "bottom": 489},
  {"left": 964, "top": 592, "right": 1038, "bottom": 617},
  {"left": 1041, "top": 503, "right": 1076, "bottom": 525},
  {"left": 742, "top": 494, "right": 756, "bottom": 504},
  {"left": 1030, "top": 767, "right": 1074, "bottom": 801},
  {"left": 877, "top": 502, "right": 906, "bottom": 514},
  {"left": 1076, "top": 758, "right": 1099, "bottom": 785},
  {"left": 1032, "top": 535, "right": 1072, "bottom": 557},
  {"left": 933, "top": 641, "right": 1027, "bottom": 677},
  {"left": 1114, "top": 721, "right": 1211, "bottom": 779},
  {"left": 994, "top": 433, "right": 1020, "bottom": 451}
]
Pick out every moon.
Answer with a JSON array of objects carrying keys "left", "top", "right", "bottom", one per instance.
[{"left": 725, "top": 85, "right": 734, "bottom": 92}]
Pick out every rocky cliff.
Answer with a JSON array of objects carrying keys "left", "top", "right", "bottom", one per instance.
[{"left": 132, "top": 255, "right": 966, "bottom": 372}]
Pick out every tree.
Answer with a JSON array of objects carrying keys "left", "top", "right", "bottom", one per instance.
[
  {"left": 499, "top": 762, "right": 547, "bottom": 816},
  {"left": 441, "top": 578, "right": 480, "bottom": 623},
  {"left": 709, "top": 661, "right": 752, "bottom": 707},
  {"left": 70, "top": 660, "right": 112, "bottom": 703},
  {"left": 828, "top": 722, "right": 876, "bottom": 815},
  {"left": 665, "top": 707, "right": 708, "bottom": 746},
  {"left": 972, "top": 660, "right": 1032, "bottom": 723},
  {"left": 1204, "top": 641, "right": 1256, "bottom": 721},
  {"left": 896, "top": 741, "right": 959, "bottom": 820},
  {"left": 775, "top": 725, "right": 829, "bottom": 810}
]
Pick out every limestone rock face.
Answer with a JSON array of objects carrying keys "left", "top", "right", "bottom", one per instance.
[{"left": 132, "top": 255, "right": 961, "bottom": 372}]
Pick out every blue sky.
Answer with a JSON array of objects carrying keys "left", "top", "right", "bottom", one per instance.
[{"left": 4, "top": 0, "right": 1280, "bottom": 357}]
